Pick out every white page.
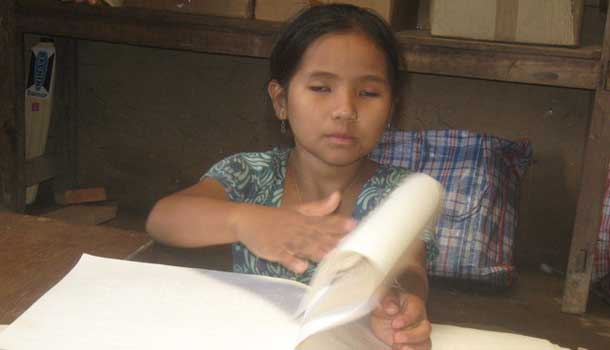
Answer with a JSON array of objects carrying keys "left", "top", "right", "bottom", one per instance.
[
  {"left": 337, "top": 173, "right": 444, "bottom": 272},
  {"left": 297, "top": 173, "right": 444, "bottom": 342},
  {"left": 0, "top": 254, "right": 304, "bottom": 350},
  {"left": 0, "top": 255, "right": 571, "bottom": 350},
  {"left": 429, "top": 324, "right": 571, "bottom": 350}
]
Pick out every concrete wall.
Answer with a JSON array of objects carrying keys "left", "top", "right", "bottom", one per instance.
[{"left": 74, "top": 40, "right": 592, "bottom": 270}]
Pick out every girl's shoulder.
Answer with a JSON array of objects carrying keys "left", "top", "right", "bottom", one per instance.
[
  {"left": 369, "top": 161, "right": 412, "bottom": 189},
  {"left": 204, "top": 148, "right": 290, "bottom": 203},
  {"left": 220, "top": 148, "right": 289, "bottom": 167},
  {"left": 209, "top": 148, "right": 290, "bottom": 174},
  {"left": 354, "top": 162, "right": 411, "bottom": 220}
]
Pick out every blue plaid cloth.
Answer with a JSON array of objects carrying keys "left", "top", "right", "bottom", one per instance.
[
  {"left": 370, "top": 130, "right": 532, "bottom": 287},
  {"left": 594, "top": 166, "right": 610, "bottom": 282}
]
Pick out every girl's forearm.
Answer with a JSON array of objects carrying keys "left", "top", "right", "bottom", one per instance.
[{"left": 146, "top": 194, "right": 246, "bottom": 247}]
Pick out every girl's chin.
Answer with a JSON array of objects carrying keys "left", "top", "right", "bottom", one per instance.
[
  {"left": 321, "top": 152, "right": 367, "bottom": 167},
  {"left": 294, "top": 144, "right": 368, "bottom": 165}
]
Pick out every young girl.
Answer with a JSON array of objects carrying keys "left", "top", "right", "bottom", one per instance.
[{"left": 146, "top": 4, "right": 436, "bottom": 350}]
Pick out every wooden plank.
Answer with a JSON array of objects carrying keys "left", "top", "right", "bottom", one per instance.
[
  {"left": 0, "top": 211, "right": 150, "bottom": 324},
  {"left": 607, "top": 57, "right": 610, "bottom": 90},
  {"left": 0, "top": 1, "right": 19, "bottom": 210},
  {"left": 52, "top": 38, "right": 78, "bottom": 194},
  {"left": 403, "top": 44, "right": 601, "bottom": 90},
  {"left": 14, "top": 15, "right": 26, "bottom": 211},
  {"left": 42, "top": 203, "right": 118, "bottom": 226},
  {"left": 24, "top": 153, "right": 62, "bottom": 187},
  {"left": 55, "top": 187, "right": 107, "bottom": 205},
  {"left": 397, "top": 30, "right": 602, "bottom": 60},
  {"left": 131, "top": 242, "right": 232, "bottom": 272},
  {"left": 562, "top": 5, "right": 610, "bottom": 314},
  {"left": 14, "top": 5, "right": 602, "bottom": 89},
  {"left": 15, "top": 3, "right": 278, "bottom": 58},
  {"left": 17, "top": 0, "right": 276, "bottom": 32},
  {"left": 17, "top": 2, "right": 602, "bottom": 61}
]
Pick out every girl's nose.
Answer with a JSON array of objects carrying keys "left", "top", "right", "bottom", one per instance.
[{"left": 331, "top": 91, "right": 358, "bottom": 121}]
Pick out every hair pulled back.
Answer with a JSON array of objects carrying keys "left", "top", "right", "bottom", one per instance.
[{"left": 269, "top": 4, "right": 405, "bottom": 98}]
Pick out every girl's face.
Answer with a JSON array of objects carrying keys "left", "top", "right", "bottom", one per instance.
[{"left": 271, "top": 31, "right": 394, "bottom": 167}]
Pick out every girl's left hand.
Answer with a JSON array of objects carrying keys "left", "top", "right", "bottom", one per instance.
[{"left": 370, "top": 288, "right": 432, "bottom": 350}]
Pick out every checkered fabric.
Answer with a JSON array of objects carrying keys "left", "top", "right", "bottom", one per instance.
[
  {"left": 370, "top": 130, "right": 532, "bottom": 287},
  {"left": 593, "top": 166, "right": 610, "bottom": 282}
]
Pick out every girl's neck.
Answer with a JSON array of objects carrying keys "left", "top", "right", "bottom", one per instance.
[{"left": 288, "top": 149, "right": 372, "bottom": 202}]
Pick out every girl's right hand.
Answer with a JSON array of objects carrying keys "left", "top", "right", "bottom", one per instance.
[{"left": 233, "top": 192, "right": 358, "bottom": 274}]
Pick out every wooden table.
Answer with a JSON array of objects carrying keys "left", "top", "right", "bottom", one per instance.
[
  {"left": 131, "top": 242, "right": 232, "bottom": 272},
  {"left": 0, "top": 211, "right": 151, "bottom": 324}
]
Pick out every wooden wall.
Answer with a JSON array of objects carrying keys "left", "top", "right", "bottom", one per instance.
[
  {"left": 75, "top": 41, "right": 277, "bottom": 208},
  {"left": 0, "top": 1, "right": 17, "bottom": 209}
]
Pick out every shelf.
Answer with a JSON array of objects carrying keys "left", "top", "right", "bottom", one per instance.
[
  {"left": 15, "top": 3, "right": 603, "bottom": 90},
  {"left": 15, "top": 2, "right": 280, "bottom": 58},
  {"left": 399, "top": 30, "right": 602, "bottom": 90}
]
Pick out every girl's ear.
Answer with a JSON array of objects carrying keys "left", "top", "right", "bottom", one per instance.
[{"left": 268, "top": 80, "right": 288, "bottom": 121}]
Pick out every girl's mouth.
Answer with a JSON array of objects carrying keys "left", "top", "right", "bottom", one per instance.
[{"left": 326, "top": 133, "right": 356, "bottom": 145}]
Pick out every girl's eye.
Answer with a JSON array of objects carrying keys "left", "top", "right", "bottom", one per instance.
[
  {"left": 359, "top": 90, "right": 380, "bottom": 97},
  {"left": 309, "top": 86, "right": 331, "bottom": 93}
]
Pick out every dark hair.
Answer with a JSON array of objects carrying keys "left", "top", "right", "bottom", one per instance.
[{"left": 269, "top": 4, "right": 405, "bottom": 98}]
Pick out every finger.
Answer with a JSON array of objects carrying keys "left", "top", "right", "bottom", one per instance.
[
  {"left": 372, "top": 289, "right": 401, "bottom": 318},
  {"left": 392, "top": 338, "right": 431, "bottom": 350},
  {"left": 318, "top": 240, "right": 339, "bottom": 256},
  {"left": 295, "top": 221, "right": 354, "bottom": 261},
  {"left": 277, "top": 252, "right": 309, "bottom": 274},
  {"left": 284, "top": 233, "right": 327, "bottom": 262},
  {"left": 315, "top": 217, "right": 358, "bottom": 240},
  {"left": 310, "top": 229, "right": 344, "bottom": 250},
  {"left": 394, "top": 294, "right": 426, "bottom": 329},
  {"left": 297, "top": 191, "right": 341, "bottom": 216},
  {"left": 334, "top": 217, "right": 358, "bottom": 233},
  {"left": 301, "top": 245, "right": 327, "bottom": 262},
  {"left": 393, "top": 320, "right": 432, "bottom": 345}
]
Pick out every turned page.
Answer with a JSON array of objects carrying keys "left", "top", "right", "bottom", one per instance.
[{"left": 296, "top": 173, "right": 444, "bottom": 344}]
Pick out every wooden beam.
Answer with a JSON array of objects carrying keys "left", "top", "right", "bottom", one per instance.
[
  {"left": 0, "top": 1, "right": 19, "bottom": 210},
  {"left": 15, "top": 3, "right": 278, "bottom": 58},
  {"left": 131, "top": 242, "right": 232, "bottom": 272},
  {"left": 14, "top": 3, "right": 602, "bottom": 90},
  {"left": 14, "top": 27, "right": 26, "bottom": 212},
  {"left": 52, "top": 38, "right": 78, "bottom": 194},
  {"left": 42, "top": 203, "right": 118, "bottom": 226},
  {"left": 55, "top": 187, "right": 108, "bottom": 205},
  {"left": 402, "top": 39, "right": 601, "bottom": 90},
  {"left": 562, "top": 5, "right": 610, "bottom": 314},
  {"left": 24, "top": 153, "right": 62, "bottom": 187},
  {"left": 397, "top": 30, "right": 602, "bottom": 60}
]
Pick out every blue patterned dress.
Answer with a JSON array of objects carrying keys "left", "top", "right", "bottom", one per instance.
[{"left": 203, "top": 148, "right": 437, "bottom": 284}]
